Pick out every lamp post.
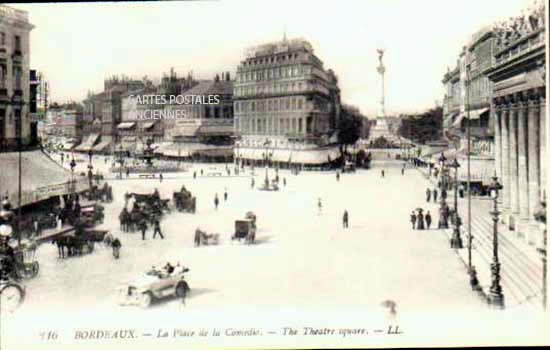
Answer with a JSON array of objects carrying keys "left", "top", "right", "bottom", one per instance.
[
  {"left": 438, "top": 152, "right": 449, "bottom": 229},
  {"left": 117, "top": 145, "right": 124, "bottom": 179},
  {"left": 70, "top": 156, "right": 76, "bottom": 195},
  {"left": 487, "top": 173, "right": 505, "bottom": 308},
  {"left": 449, "top": 158, "right": 463, "bottom": 248},
  {"left": 87, "top": 149, "right": 93, "bottom": 188}
]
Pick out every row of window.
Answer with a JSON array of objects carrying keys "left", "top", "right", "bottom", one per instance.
[
  {"left": 235, "top": 97, "right": 305, "bottom": 113},
  {"left": 0, "top": 32, "right": 21, "bottom": 51},
  {"left": 0, "top": 64, "right": 23, "bottom": 89},
  {"left": 237, "top": 65, "right": 312, "bottom": 82},
  {"left": 235, "top": 81, "right": 307, "bottom": 97},
  {"left": 235, "top": 116, "right": 309, "bottom": 135},
  {"left": 242, "top": 52, "right": 301, "bottom": 67}
]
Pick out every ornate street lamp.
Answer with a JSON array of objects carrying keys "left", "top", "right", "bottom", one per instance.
[
  {"left": 449, "top": 158, "right": 463, "bottom": 248},
  {"left": 487, "top": 173, "right": 505, "bottom": 309},
  {"left": 117, "top": 145, "right": 125, "bottom": 179},
  {"left": 70, "top": 156, "right": 76, "bottom": 195}
]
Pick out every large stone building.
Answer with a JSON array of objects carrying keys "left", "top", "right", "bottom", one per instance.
[
  {"left": 101, "top": 75, "right": 144, "bottom": 143},
  {"left": 155, "top": 74, "right": 234, "bottom": 161},
  {"left": 0, "top": 5, "right": 87, "bottom": 209},
  {"left": 487, "top": 2, "right": 546, "bottom": 245},
  {"left": 233, "top": 37, "right": 342, "bottom": 166},
  {"left": 0, "top": 5, "right": 33, "bottom": 150}
]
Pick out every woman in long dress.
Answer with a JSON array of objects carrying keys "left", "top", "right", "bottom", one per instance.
[{"left": 416, "top": 210, "right": 425, "bottom": 230}]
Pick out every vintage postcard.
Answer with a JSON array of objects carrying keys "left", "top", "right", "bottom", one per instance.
[{"left": 0, "top": 0, "right": 548, "bottom": 349}]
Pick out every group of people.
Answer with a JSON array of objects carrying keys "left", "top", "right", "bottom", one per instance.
[
  {"left": 410, "top": 209, "right": 432, "bottom": 230},
  {"left": 213, "top": 189, "right": 229, "bottom": 210}
]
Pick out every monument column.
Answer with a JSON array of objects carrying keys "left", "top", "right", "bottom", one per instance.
[
  {"left": 501, "top": 103, "right": 511, "bottom": 216},
  {"left": 509, "top": 102, "right": 520, "bottom": 231},
  {"left": 517, "top": 98, "right": 530, "bottom": 238},
  {"left": 527, "top": 96, "right": 541, "bottom": 244}
]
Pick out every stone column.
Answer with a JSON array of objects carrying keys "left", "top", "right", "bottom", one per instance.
[
  {"left": 501, "top": 105, "right": 511, "bottom": 215},
  {"left": 494, "top": 104, "right": 502, "bottom": 181},
  {"left": 540, "top": 97, "right": 546, "bottom": 203},
  {"left": 527, "top": 97, "right": 541, "bottom": 245},
  {"left": 517, "top": 100, "right": 530, "bottom": 238},
  {"left": 509, "top": 102, "right": 520, "bottom": 231}
]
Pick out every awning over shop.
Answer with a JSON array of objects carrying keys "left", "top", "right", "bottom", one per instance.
[
  {"left": 176, "top": 125, "right": 201, "bottom": 137},
  {"left": 466, "top": 108, "right": 489, "bottom": 120},
  {"left": 142, "top": 121, "right": 156, "bottom": 130},
  {"left": 452, "top": 113, "right": 466, "bottom": 128},
  {"left": 0, "top": 150, "right": 88, "bottom": 208},
  {"left": 444, "top": 113, "right": 459, "bottom": 128},
  {"left": 92, "top": 140, "right": 112, "bottom": 152},
  {"left": 237, "top": 147, "right": 340, "bottom": 164},
  {"left": 456, "top": 156, "right": 495, "bottom": 184},
  {"left": 117, "top": 122, "right": 136, "bottom": 129},
  {"left": 199, "top": 125, "right": 233, "bottom": 135},
  {"left": 74, "top": 133, "right": 100, "bottom": 151}
]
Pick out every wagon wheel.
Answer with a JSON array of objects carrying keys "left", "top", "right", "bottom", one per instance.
[
  {"left": 0, "top": 283, "right": 25, "bottom": 313},
  {"left": 30, "top": 261, "right": 39, "bottom": 278},
  {"left": 139, "top": 292, "right": 152, "bottom": 308}
]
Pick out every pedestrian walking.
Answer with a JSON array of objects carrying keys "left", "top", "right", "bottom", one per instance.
[
  {"left": 193, "top": 171, "right": 197, "bottom": 179},
  {"left": 426, "top": 188, "right": 431, "bottom": 202},
  {"left": 159, "top": 173, "right": 163, "bottom": 183},
  {"left": 224, "top": 189, "right": 228, "bottom": 201},
  {"left": 381, "top": 169, "right": 385, "bottom": 178},
  {"left": 139, "top": 219, "right": 147, "bottom": 240},
  {"left": 152, "top": 217, "right": 164, "bottom": 239},
  {"left": 317, "top": 198, "right": 322, "bottom": 215},
  {"left": 214, "top": 194, "right": 219, "bottom": 210},
  {"left": 200, "top": 169, "right": 203, "bottom": 176},
  {"left": 410, "top": 211, "right": 417, "bottom": 230},
  {"left": 336, "top": 171, "right": 340, "bottom": 182},
  {"left": 251, "top": 178, "right": 255, "bottom": 189},
  {"left": 425, "top": 211, "right": 432, "bottom": 230},
  {"left": 459, "top": 184, "right": 465, "bottom": 198},
  {"left": 433, "top": 188, "right": 438, "bottom": 202},
  {"left": 416, "top": 210, "right": 425, "bottom": 230},
  {"left": 401, "top": 168, "right": 404, "bottom": 176},
  {"left": 343, "top": 210, "right": 349, "bottom": 228},
  {"left": 283, "top": 178, "right": 286, "bottom": 186}
]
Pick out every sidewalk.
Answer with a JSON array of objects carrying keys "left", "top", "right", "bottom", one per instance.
[{"left": 416, "top": 166, "right": 544, "bottom": 311}]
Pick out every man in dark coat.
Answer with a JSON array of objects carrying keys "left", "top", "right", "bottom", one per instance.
[
  {"left": 410, "top": 211, "right": 417, "bottom": 229},
  {"left": 139, "top": 219, "right": 148, "bottom": 240},
  {"left": 416, "top": 211, "right": 425, "bottom": 230},
  {"left": 426, "top": 188, "right": 431, "bottom": 202},
  {"left": 343, "top": 210, "right": 349, "bottom": 228},
  {"left": 425, "top": 211, "right": 432, "bottom": 230},
  {"left": 433, "top": 188, "right": 438, "bottom": 202},
  {"left": 152, "top": 217, "right": 164, "bottom": 239},
  {"left": 214, "top": 194, "right": 219, "bottom": 210}
]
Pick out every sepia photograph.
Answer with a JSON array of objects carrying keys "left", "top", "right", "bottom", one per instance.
[{"left": 0, "top": 0, "right": 548, "bottom": 349}]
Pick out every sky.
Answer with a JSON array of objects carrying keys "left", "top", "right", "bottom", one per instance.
[{"left": 10, "top": 0, "right": 534, "bottom": 116}]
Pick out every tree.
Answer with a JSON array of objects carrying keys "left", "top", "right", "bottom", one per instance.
[
  {"left": 337, "top": 111, "right": 362, "bottom": 157},
  {"left": 397, "top": 107, "right": 443, "bottom": 144}
]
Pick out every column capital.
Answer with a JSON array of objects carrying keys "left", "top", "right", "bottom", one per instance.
[{"left": 527, "top": 97, "right": 541, "bottom": 108}]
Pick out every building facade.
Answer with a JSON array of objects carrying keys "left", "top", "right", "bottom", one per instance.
[
  {"left": 233, "top": 37, "right": 341, "bottom": 165},
  {"left": 155, "top": 74, "right": 234, "bottom": 160},
  {"left": 487, "top": 1, "right": 546, "bottom": 245},
  {"left": 0, "top": 5, "right": 34, "bottom": 150}
]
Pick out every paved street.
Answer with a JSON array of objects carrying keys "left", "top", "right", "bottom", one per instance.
[{"left": 8, "top": 159, "right": 489, "bottom": 319}]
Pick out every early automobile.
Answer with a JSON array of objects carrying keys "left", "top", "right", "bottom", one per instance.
[{"left": 117, "top": 265, "right": 190, "bottom": 308}]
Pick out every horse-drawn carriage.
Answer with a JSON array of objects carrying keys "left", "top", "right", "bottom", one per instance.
[
  {"left": 131, "top": 192, "right": 171, "bottom": 216},
  {"left": 231, "top": 211, "right": 257, "bottom": 244},
  {"left": 52, "top": 227, "right": 109, "bottom": 258},
  {"left": 87, "top": 183, "right": 113, "bottom": 203},
  {"left": 80, "top": 203, "right": 105, "bottom": 228},
  {"left": 173, "top": 186, "right": 196, "bottom": 213}
]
